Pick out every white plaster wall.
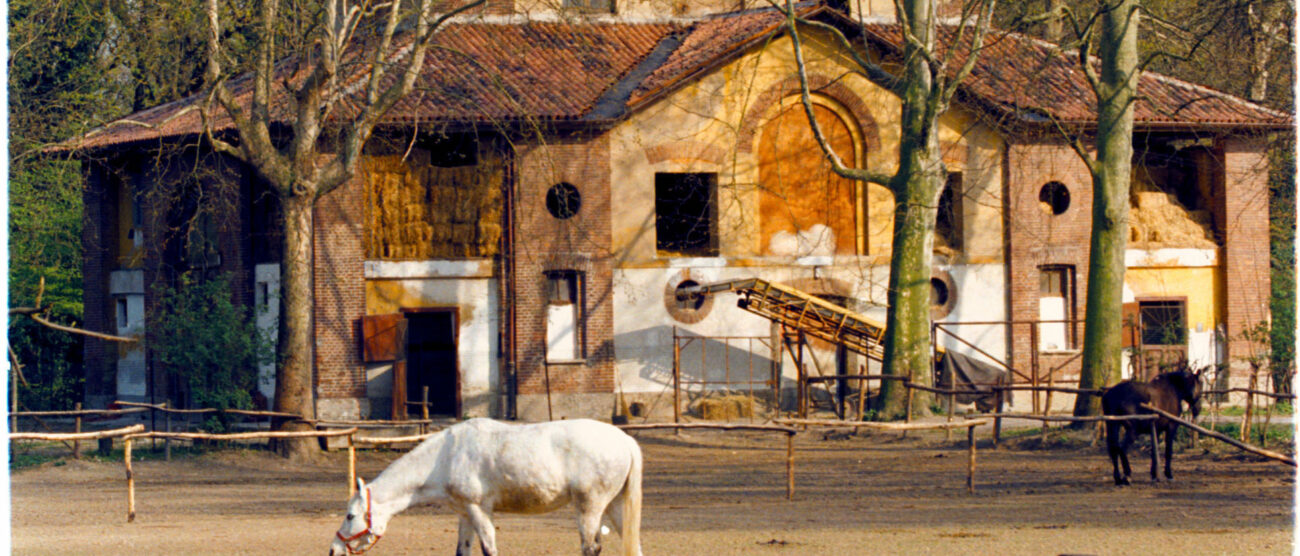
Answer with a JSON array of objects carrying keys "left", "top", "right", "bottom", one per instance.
[
  {"left": 614, "top": 263, "right": 1009, "bottom": 397},
  {"left": 933, "top": 264, "right": 1009, "bottom": 368},
  {"left": 364, "top": 276, "right": 499, "bottom": 417},
  {"left": 254, "top": 263, "right": 280, "bottom": 403}
]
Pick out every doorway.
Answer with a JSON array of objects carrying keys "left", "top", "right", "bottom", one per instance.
[{"left": 402, "top": 310, "right": 460, "bottom": 417}]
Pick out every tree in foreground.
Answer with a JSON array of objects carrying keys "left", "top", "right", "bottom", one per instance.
[
  {"left": 199, "top": 0, "right": 484, "bottom": 457},
  {"left": 782, "top": 0, "right": 996, "bottom": 418}
]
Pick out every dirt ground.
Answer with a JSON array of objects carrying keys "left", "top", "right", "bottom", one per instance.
[{"left": 11, "top": 426, "right": 1296, "bottom": 555}]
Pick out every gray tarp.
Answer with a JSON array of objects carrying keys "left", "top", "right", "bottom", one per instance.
[{"left": 936, "top": 351, "right": 1011, "bottom": 411}]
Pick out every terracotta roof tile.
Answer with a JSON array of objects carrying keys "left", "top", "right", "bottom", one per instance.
[
  {"left": 859, "top": 23, "right": 1291, "bottom": 129},
  {"left": 59, "top": 6, "right": 1289, "bottom": 153}
]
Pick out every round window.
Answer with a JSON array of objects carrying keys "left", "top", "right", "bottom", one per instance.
[
  {"left": 930, "top": 270, "right": 958, "bottom": 319},
  {"left": 1039, "top": 181, "right": 1070, "bottom": 215},
  {"left": 664, "top": 274, "right": 713, "bottom": 323},
  {"left": 545, "top": 182, "right": 582, "bottom": 219}
]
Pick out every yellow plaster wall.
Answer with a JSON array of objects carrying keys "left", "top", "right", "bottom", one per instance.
[
  {"left": 366, "top": 281, "right": 478, "bottom": 324},
  {"left": 1125, "top": 267, "right": 1223, "bottom": 332},
  {"left": 609, "top": 27, "right": 1004, "bottom": 267}
]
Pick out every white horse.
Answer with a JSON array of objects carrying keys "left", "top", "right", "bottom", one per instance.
[{"left": 329, "top": 418, "right": 643, "bottom": 556}]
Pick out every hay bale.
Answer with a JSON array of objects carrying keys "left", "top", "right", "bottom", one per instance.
[{"left": 694, "top": 395, "right": 754, "bottom": 421}]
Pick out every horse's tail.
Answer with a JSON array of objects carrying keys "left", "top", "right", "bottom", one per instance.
[{"left": 622, "top": 438, "right": 643, "bottom": 556}]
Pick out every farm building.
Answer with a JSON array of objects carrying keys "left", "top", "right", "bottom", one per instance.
[{"left": 65, "top": 1, "right": 1289, "bottom": 421}]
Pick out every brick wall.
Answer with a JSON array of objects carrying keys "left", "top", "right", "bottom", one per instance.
[
  {"left": 81, "top": 163, "right": 114, "bottom": 404},
  {"left": 512, "top": 133, "right": 615, "bottom": 396},
  {"left": 1220, "top": 136, "right": 1272, "bottom": 367},
  {"left": 1005, "top": 139, "right": 1094, "bottom": 380},
  {"left": 314, "top": 173, "right": 367, "bottom": 399}
]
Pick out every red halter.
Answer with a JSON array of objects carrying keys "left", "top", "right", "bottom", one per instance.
[{"left": 336, "top": 487, "right": 382, "bottom": 554}]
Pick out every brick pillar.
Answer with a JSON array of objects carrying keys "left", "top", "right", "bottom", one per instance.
[
  {"left": 313, "top": 172, "right": 367, "bottom": 416},
  {"left": 1220, "top": 136, "right": 1272, "bottom": 368},
  {"left": 512, "top": 134, "right": 615, "bottom": 402},
  {"left": 1005, "top": 140, "right": 1095, "bottom": 380},
  {"left": 81, "top": 163, "right": 114, "bottom": 406}
]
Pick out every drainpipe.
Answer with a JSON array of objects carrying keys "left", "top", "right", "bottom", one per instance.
[{"left": 502, "top": 143, "right": 519, "bottom": 420}]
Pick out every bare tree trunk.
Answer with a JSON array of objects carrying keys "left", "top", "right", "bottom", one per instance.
[
  {"left": 273, "top": 194, "right": 317, "bottom": 459},
  {"left": 1073, "top": 0, "right": 1139, "bottom": 417},
  {"left": 878, "top": 134, "right": 943, "bottom": 419}
]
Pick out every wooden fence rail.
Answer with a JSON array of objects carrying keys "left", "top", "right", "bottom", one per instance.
[
  {"left": 116, "top": 428, "right": 359, "bottom": 523},
  {"left": 775, "top": 418, "right": 986, "bottom": 494},
  {"left": 616, "top": 423, "right": 798, "bottom": 499},
  {"left": 8, "top": 424, "right": 145, "bottom": 441},
  {"left": 1140, "top": 404, "right": 1296, "bottom": 467}
]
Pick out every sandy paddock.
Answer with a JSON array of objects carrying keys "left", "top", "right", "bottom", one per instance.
[{"left": 11, "top": 428, "right": 1295, "bottom": 555}]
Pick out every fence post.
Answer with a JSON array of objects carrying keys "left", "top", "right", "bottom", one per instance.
[
  {"left": 967, "top": 426, "right": 976, "bottom": 494},
  {"left": 73, "top": 403, "right": 82, "bottom": 460},
  {"left": 348, "top": 434, "right": 357, "bottom": 498},
  {"left": 673, "top": 330, "right": 681, "bottom": 424},
  {"left": 164, "top": 411, "right": 172, "bottom": 462},
  {"left": 785, "top": 433, "right": 794, "bottom": 500},
  {"left": 125, "top": 438, "right": 136, "bottom": 523}
]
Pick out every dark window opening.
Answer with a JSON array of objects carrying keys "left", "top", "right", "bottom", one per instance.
[
  {"left": 930, "top": 278, "right": 949, "bottom": 307},
  {"left": 936, "top": 172, "right": 962, "bottom": 250},
  {"left": 655, "top": 173, "right": 717, "bottom": 256},
  {"left": 1139, "top": 300, "right": 1187, "bottom": 346},
  {"left": 185, "top": 211, "right": 221, "bottom": 269},
  {"left": 424, "top": 136, "right": 478, "bottom": 167},
  {"left": 1039, "top": 181, "right": 1071, "bottom": 215},
  {"left": 563, "top": 0, "right": 614, "bottom": 12},
  {"left": 545, "top": 182, "right": 582, "bottom": 219}
]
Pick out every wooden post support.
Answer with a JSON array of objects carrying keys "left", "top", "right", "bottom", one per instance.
[
  {"left": 902, "top": 387, "right": 913, "bottom": 439},
  {"left": 992, "top": 389, "right": 1002, "bottom": 449},
  {"left": 125, "top": 438, "right": 135, "bottom": 523},
  {"left": 946, "top": 392, "right": 955, "bottom": 442},
  {"left": 164, "top": 411, "right": 172, "bottom": 462},
  {"left": 73, "top": 402, "right": 82, "bottom": 460},
  {"left": 421, "top": 386, "right": 430, "bottom": 421},
  {"left": 673, "top": 331, "right": 682, "bottom": 424},
  {"left": 348, "top": 434, "right": 357, "bottom": 497},
  {"left": 967, "top": 426, "right": 976, "bottom": 494},
  {"left": 785, "top": 433, "right": 794, "bottom": 501}
]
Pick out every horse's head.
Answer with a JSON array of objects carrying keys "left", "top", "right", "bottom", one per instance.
[
  {"left": 329, "top": 478, "right": 386, "bottom": 556},
  {"left": 1172, "top": 365, "right": 1205, "bottom": 420}
]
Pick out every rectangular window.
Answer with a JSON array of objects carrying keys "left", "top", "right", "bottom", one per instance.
[
  {"left": 545, "top": 271, "right": 584, "bottom": 362},
  {"left": 1037, "top": 266, "right": 1075, "bottom": 350},
  {"left": 655, "top": 173, "right": 717, "bottom": 257},
  {"left": 1139, "top": 299, "right": 1187, "bottom": 346},
  {"left": 116, "top": 298, "right": 129, "bottom": 329}
]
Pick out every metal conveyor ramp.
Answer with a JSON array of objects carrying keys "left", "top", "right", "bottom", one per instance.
[{"left": 679, "top": 278, "right": 888, "bottom": 361}]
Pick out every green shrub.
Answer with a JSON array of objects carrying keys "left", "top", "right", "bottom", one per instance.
[{"left": 151, "top": 272, "right": 271, "bottom": 432}]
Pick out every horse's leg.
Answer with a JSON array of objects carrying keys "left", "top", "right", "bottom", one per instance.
[
  {"left": 575, "top": 490, "right": 619, "bottom": 556},
  {"left": 602, "top": 491, "right": 625, "bottom": 538},
  {"left": 1164, "top": 424, "right": 1176, "bottom": 480},
  {"left": 463, "top": 504, "right": 498, "bottom": 556},
  {"left": 455, "top": 516, "right": 479, "bottom": 556},
  {"left": 1149, "top": 426, "right": 1161, "bottom": 482},
  {"left": 1118, "top": 423, "right": 1135, "bottom": 485},
  {"left": 1105, "top": 421, "right": 1126, "bottom": 486}
]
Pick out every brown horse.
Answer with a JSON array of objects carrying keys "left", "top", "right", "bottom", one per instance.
[{"left": 1100, "top": 364, "right": 1204, "bottom": 485}]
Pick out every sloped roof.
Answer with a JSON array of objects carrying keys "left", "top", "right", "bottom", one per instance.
[
  {"left": 58, "top": 4, "right": 1290, "bottom": 153},
  {"left": 856, "top": 22, "right": 1292, "bottom": 130}
]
